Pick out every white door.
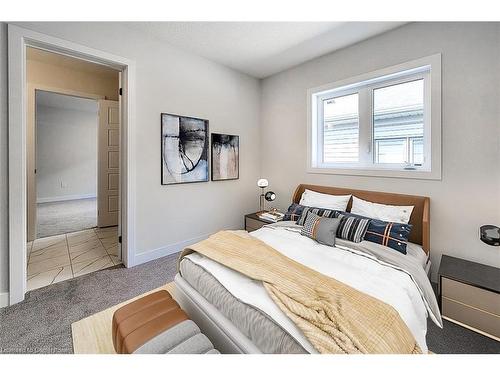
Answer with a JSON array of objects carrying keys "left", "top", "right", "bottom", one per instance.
[{"left": 98, "top": 100, "right": 120, "bottom": 228}]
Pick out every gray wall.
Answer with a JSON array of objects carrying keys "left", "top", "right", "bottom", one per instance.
[
  {"left": 261, "top": 22, "right": 500, "bottom": 280},
  {"left": 36, "top": 100, "right": 98, "bottom": 202},
  {"left": 0, "top": 22, "right": 261, "bottom": 297}
]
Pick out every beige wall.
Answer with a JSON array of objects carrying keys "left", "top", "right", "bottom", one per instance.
[
  {"left": 27, "top": 57, "right": 119, "bottom": 101},
  {"left": 26, "top": 51, "right": 119, "bottom": 240},
  {"left": 261, "top": 22, "right": 500, "bottom": 280}
]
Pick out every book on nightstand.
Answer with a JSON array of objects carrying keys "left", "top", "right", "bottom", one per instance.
[{"left": 257, "top": 210, "right": 285, "bottom": 223}]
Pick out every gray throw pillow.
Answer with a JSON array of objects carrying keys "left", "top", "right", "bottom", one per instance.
[{"left": 300, "top": 212, "right": 341, "bottom": 247}]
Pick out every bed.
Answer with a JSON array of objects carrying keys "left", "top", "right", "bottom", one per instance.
[{"left": 174, "top": 184, "right": 441, "bottom": 354}]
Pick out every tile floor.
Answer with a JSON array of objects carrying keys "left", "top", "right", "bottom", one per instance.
[{"left": 26, "top": 226, "right": 120, "bottom": 291}]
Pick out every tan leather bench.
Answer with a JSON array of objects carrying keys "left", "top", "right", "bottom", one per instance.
[{"left": 112, "top": 290, "right": 219, "bottom": 354}]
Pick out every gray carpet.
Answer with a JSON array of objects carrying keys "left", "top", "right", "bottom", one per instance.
[
  {"left": 0, "top": 252, "right": 178, "bottom": 354},
  {"left": 0, "top": 252, "right": 498, "bottom": 354},
  {"left": 37, "top": 198, "right": 97, "bottom": 238}
]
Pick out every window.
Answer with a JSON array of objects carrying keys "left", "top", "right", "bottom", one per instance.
[
  {"left": 308, "top": 55, "right": 441, "bottom": 179},
  {"left": 323, "top": 93, "right": 359, "bottom": 163},
  {"left": 373, "top": 79, "right": 424, "bottom": 165}
]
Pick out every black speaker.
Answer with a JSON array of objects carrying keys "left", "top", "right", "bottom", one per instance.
[{"left": 479, "top": 225, "right": 500, "bottom": 246}]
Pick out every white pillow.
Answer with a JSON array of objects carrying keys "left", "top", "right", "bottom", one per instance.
[
  {"left": 351, "top": 196, "right": 413, "bottom": 224},
  {"left": 299, "top": 189, "right": 351, "bottom": 211},
  {"left": 406, "top": 242, "right": 429, "bottom": 269}
]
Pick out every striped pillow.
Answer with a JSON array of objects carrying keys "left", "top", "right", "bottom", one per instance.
[
  {"left": 336, "top": 213, "right": 370, "bottom": 243},
  {"left": 296, "top": 206, "right": 340, "bottom": 225}
]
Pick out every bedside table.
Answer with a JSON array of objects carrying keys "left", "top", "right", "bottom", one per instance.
[
  {"left": 244, "top": 213, "right": 270, "bottom": 232},
  {"left": 438, "top": 255, "right": 500, "bottom": 341}
]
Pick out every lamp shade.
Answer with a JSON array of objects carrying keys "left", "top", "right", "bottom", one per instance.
[{"left": 257, "top": 178, "right": 269, "bottom": 188}]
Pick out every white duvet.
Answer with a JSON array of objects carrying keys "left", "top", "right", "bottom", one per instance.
[{"left": 185, "top": 226, "right": 433, "bottom": 353}]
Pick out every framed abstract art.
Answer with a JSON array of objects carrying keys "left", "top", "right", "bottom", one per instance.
[
  {"left": 161, "top": 113, "right": 209, "bottom": 185},
  {"left": 211, "top": 133, "right": 239, "bottom": 181}
]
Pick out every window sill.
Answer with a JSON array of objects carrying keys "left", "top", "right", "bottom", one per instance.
[{"left": 307, "top": 165, "right": 441, "bottom": 180}]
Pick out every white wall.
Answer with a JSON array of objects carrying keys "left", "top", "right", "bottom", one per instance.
[
  {"left": 0, "top": 23, "right": 8, "bottom": 304},
  {"left": 36, "top": 99, "right": 98, "bottom": 203},
  {"left": 261, "top": 22, "right": 500, "bottom": 280},
  {"left": 0, "top": 22, "right": 261, "bottom": 298}
]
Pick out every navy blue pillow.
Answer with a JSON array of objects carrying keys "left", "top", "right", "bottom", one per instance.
[
  {"left": 283, "top": 203, "right": 306, "bottom": 222},
  {"left": 364, "top": 219, "right": 412, "bottom": 255}
]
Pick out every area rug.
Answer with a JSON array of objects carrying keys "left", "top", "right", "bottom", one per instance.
[{"left": 71, "top": 282, "right": 175, "bottom": 354}]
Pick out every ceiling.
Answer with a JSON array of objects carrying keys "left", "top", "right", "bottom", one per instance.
[
  {"left": 36, "top": 90, "right": 98, "bottom": 113},
  {"left": 27, "top": 47, "right": 119, "bottom": 79},
  {"left": 123, "top": 22, "right": 407, "bottom": 78}
]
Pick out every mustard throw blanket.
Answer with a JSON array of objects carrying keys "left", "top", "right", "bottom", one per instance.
[{"left": 180, "top": 230, "right": 421, "bottom": 354}]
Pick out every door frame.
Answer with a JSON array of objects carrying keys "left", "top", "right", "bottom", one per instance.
[{"left": 8, "top": 24, "right": 137, "bottom": 305}]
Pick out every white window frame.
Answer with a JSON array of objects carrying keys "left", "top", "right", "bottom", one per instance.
[{"left": 307, "top": 54, "right": 441, "bottom": 180}]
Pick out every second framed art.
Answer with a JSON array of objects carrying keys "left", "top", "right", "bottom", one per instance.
[{"left": 211, "top": 133, "right": 239, "bottom": 181}]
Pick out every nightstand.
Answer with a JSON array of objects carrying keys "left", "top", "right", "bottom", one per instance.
[
  {"left": 244, "top": 213, "right": 270, "bottom": 232},
  {"left": 438, "top": 255, "right": 500, "bottom": 341}
]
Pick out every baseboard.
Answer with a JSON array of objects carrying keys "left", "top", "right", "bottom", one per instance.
[
  {"left": 0, "top": 291, "right": 9, "bottom": 308},
  {"left": 132, "top": 233, "right": 211, "bottom": 267},
  {"left": 37, "top": 194, "right": 97, "bottom": 204}
]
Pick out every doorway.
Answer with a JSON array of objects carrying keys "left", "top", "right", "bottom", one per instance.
[
  {"left": 8, "top": 24, "right": 136, "bottom": 306},
  {"left": 26, "top": 49, "right": 122, "bottom": 291},
  {"left": 35, "top": 91, "right": 99, "bottom": 238}
]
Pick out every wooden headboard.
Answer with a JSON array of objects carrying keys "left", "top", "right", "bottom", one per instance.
[{"left": 292, "top": 184, "right": 430, "bottom": 254}]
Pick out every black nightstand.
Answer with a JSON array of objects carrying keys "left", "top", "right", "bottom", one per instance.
[
  {"left": 438, "top": 255, "right": 500, "bottom": 341},
  {"left": 244, "top": 213, "right": 271, "bottom": 232}
]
